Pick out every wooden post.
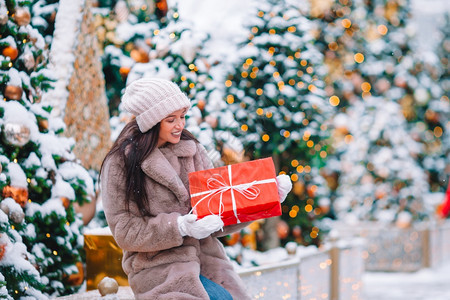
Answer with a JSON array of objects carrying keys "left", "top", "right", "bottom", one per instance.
[
  {"left": 329, "top": 239, "right": 339, "bottom": 300},
  {"left": 422, "top": 226, "right": 430, "bottom": 268}
]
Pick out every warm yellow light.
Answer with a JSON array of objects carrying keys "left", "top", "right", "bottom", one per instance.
[
  {"left": 342, "top": 18, "right": 352, "bottom": 28},
  {"left": 289, "top": 210, "right": 298, "bottom": 218},
  {"left": 283, "top": 130, "right": 290, "bottom": 138},
  {"left": 354, "top": 53, "right": 364, "bottom": 63},
  {"left": 306, "top": 67, "right": 313, "bottom": 74},
  {"left": 181, "top": 76, "right": 187, "bottom": 81},
  {"left": 241, "top": 124, "right": 248, "bottom": 131},
  {"left": 256, "top": 108, "right": 264, "bottom": 115},
  {"left": 46, "top": 233, "right": 50, "bottom": 238},
  {"left": 257, "top": 11, "right": 264, "bottom": 17},
  {"left": 297, "top": 165, "right": 304, "bottom": 173},
  {"left": 291, "top": 159, "right": 299, "bottom": 167},
  {"left": 304, "top": 165, "right": 311, "bottom": 173},
  {"left": 269, "top": 29, "right": 276, "bottom": 35},
  {"left": 225, "top": 80, "right": 232, "bottom": 87},
  {"left": 295, "top": 51, "right": 301, "bottom": 58},
  {"left": 302, "top": 119, "right": 309, "bottom": 125},
  {"left": 378, "top": 24, "right": 388, "bottom": 35},
  {"left": 53, "top": 251, "right": 58, "bottom": 255},
  {"left": 320, "top": 151, "right": 327, "bottom": 158},
  {"left": 288, "top": 79, "right": 295, "bottom": 85},
  {"left": 241, "top": 71, "right": 249, "bottom": 78},
  {"left": 266, "top": 111, "right": 273, "bottom": 118},
  {"left": 290, "top": 174, "right": 298, "bottom": 181},
  {"left": 434, "top": 126, "right": 443, "bottom": 137},
  {"left": 246, "top": 58, "right": 253, "bottom": 65},
  {"left": 256, "top": 88, "right": 263, "bottom": 95},
  {"left": 273, "top": 71, "right": 280, "bottom": 78},
  {"left": 300, "top": 60, "right": 307, "bottom": 66},
  {"left": 308, "top": 84, "right": 317, "bottom": 92},
  {"left": 361, "top": 82, "right": 371, "bottom": 92},
  {"left": 189, "top": 83, "right": 195, "bottom": 89},
  {"left": 328, "top": 42, "right": 338, "bottom": 51},
  {"left": 288, "top": 26, "right": 296, "bottom": 32},
  {"left": 305, "top": 204, "right": 313, "bottom": 212},
  {"left": 251, "top": 27, "right": 258, "bottom": 34},
  {"left": 344, "top": 134, "right": 354, "bottom": 144},
  {"left": 307, "top": 140, "right": 314, "bottom": 148},
  {"left": 262, "top": 134, "right": 270, "bottom": 142},
  {"left": 278, "top": 99, "right": 285, "bottom": 105},
  {"left": 297, "top": 82, "right": 305, "bottom": 88},
  {"left": 226, "top": 95, "right": 234, "bottom": 104},
  {"left": 329, "top": 95, "right": 340, "bottom": 106}
]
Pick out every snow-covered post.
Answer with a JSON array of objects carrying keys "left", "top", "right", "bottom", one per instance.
[
  {"left": 441, "top": 220, "right": 450, "bottom": 263},
  {"left": 325, "top": 231, "right": 365, "bottom": 300}
]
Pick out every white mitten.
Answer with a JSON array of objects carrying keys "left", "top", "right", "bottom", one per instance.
[
  {"left": 276, "top": 174, "right": 292, "bottom": 203},
  {"left": 177, "top": 214, "right": 224, "bottom": 239}
]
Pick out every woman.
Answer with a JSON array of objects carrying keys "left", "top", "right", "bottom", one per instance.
[{"left": 100, "top": 78, "right": 292, "bottom": 299}]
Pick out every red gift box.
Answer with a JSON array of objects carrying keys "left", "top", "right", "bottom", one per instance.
[{"left": 188, "top": 157, "right": 281, "bottom": 226}]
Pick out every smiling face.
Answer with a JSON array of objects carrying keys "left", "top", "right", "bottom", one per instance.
[{"left": 157, "top": 108, "right": 187, "bottom": 147}]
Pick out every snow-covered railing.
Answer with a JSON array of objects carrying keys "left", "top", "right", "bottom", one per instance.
[
  {"left": 76, "top": 228, "right": 364, "bottom": 299},
  {"left": 230, "top": 239, "right": 364, "bottom": 299},
  {"left": 331, "top": 220, "right": 450, "bottom": 272}
]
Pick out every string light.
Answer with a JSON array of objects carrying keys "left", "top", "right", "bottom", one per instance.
[
  {"left": 342, "top": 18, "right": 352, "bottom": 28},
  {"left": 361, "top": 82, "right": 371, "bottom": 92},
  {"left": 378, "top": 24, "right": 388, "bottom": 35},
  {"left": 328, "top": 42, "right": 338, "bottom": 51},
  {"left": 354, "top": 53, "right": 364, "bottom": 63},
  {"left": 329, "top": 95, "right": 340, "bottom": 106}
]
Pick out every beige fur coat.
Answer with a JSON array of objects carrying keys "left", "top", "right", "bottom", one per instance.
[{"left": 101, "top": 139, "right": 251, "bottom": 299}]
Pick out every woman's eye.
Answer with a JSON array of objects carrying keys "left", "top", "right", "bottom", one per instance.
[{"left": 167, "top": 118, "right": 175, "bottom": 123}]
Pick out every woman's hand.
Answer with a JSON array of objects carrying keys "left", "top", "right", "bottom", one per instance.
[
  {"left": 276, "top": 174, "right": 292, "bottom": 203},
  {"left": 177, "top": 214, "right": 224, "bottom": 239}
]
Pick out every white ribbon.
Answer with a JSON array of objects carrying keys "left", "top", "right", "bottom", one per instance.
[{"left": 190, "top": 164, "right": 276, "bottom": 223}]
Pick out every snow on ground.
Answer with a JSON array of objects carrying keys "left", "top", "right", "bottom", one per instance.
[{"left": 363, "top": 261, "right": 450, "bottom": 300}]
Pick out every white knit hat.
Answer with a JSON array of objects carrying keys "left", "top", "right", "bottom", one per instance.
[{"left": 121, "top": 78, "right": 191, "bottom": 133}]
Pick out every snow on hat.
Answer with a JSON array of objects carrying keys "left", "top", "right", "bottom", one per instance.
[{"left": 121, "top": 78, "right": 191, "bottom": 133}]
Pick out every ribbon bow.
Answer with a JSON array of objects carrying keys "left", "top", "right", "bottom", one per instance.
[{"left": 190, "top": 164, "right": 276, "bottom": 224}]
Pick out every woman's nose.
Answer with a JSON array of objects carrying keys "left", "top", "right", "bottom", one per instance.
[{"left": 174, "top": 118, "right": 184, "bottom": 128}]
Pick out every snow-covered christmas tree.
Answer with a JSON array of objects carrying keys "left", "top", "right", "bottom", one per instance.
[
  {"left": 0, "top": 0, "right": 94, "bottom": 297},
  {"left": 323, "top": 0, "right": 434, "bottom": 225},
  {"left": 331, "top": 97, "right": 430, "bottom": 224},
  {"left": 97, "top": 0, "right": 243, "bottom": 167},
  {"left": 221, "top": 0, "right": 335, "bottom": 246}
]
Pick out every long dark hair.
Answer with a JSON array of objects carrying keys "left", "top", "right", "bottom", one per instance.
[{"left": 100, "top": 119, "right": 198, "bottom": 216}]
